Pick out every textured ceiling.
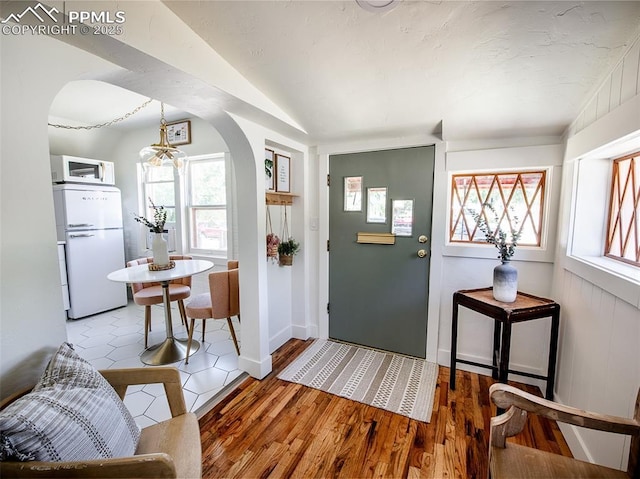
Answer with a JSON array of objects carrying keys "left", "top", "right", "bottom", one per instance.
[{"left": 50, "top": 1, "right": 640, "bottom": 143}]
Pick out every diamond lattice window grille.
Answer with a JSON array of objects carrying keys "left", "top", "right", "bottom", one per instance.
[
  {"left": 450, "top": 170, "right": 546, "bottom": 246},
  {"left": 605, "top": 152, "right": 639, "bottom": 267}
]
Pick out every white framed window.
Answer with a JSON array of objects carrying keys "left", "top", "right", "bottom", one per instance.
[
  {"left": 566, "top": 145, "right": 640, "bottom": 306},
  {"left": 605, "top": 151, "right": 639, "bottom": 267},
  {"left": 450, "top": 170, "right": 546, "bottom": 247},
  {"left": 139, "top": 165, "right": 179, "bottom": 252},
  {"left": 141, "top": 165, "right": 177, "bottom": 224},
  {"left": 187, "top": 153, "right": 227, "bottom": 256}
]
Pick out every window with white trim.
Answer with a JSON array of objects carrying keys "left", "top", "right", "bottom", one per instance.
[
  {"left": 450, "top": 170, "right": 546, "bottom": 247},
  {"left": 142, "top": 165, "right": 177, "bottom": 226},
  {"left": 187, "top": 154, "right": 227, "bottom": 255},
  {"left": 138, "top": 164, "right": 179, "bottom": 251}
]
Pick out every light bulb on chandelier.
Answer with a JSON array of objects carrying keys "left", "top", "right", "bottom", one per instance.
[{"left": 139, "top": 102, "right": 187, "bottom": 176}]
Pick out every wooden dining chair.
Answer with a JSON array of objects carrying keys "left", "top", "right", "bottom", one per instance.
[
  {"left": 488, "top": 383, "right": 640, "bottom": 479},
  {"left": 184, "top": 268, "right": 240, "bottom": 363},
  {"left": 126, "top": 254, "right": 193, "bottom": 348}
]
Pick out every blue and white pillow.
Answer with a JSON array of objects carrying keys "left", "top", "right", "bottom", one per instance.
[{"left": 0, "top": 342, "right": 140, "bottom": 462}]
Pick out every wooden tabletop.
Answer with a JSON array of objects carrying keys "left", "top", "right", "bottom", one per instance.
[{"left": 456, "top": 287, "right": 558, "bottom": 313}]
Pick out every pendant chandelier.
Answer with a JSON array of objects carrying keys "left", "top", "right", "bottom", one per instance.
[{"left": 139, "top": 102, "right": 186, "bottom": 175}]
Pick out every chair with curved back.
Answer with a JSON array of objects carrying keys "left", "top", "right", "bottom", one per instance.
[
  {"left": 126, "top": 254, "right": 193, "bottom": 348},
  {"left": 184, "top": 264, "right": 240, "bottom": 364},
  {"left": 489, "top": 383, "right": 640, "bottom": 479},
  {"left": 0, "top": 366, "right": 201, "bottom": 478}
]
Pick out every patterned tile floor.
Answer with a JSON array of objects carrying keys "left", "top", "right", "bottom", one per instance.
[{"left": 66, "top": 299, "right": 243, "bottom": 429}]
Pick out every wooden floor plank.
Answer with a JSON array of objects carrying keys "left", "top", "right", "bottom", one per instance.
[{"left": 200, "top": 339, "right": 572, "bottom": 479}]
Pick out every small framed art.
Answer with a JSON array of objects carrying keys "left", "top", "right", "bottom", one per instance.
[
  {"left": 166, "top": 120, "right": 191, "bottom": 146},
  {"left": 391, "top": 199, "right": 414, "bottom": 236},
  {"left": 276, "top": 154, "right": 291, "bottom": 193},
  {"left": 265, "top": 148, "right": 275, "bottom": 191},
  {"left": 366, "top": 187, "right": 387, "bottom": 223},
  {"left": 344, "top": 176, "right": 362, "bottom": 212}
]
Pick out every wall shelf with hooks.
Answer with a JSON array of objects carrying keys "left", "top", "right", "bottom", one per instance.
[{"left": 266, "top": 192, "right": 298, "bottom": 206}]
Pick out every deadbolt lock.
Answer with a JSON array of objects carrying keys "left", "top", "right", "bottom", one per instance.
[
  {"left": 418, "top": 235, "right": 428, "bottom": 243},
  {"left": 417, "top": 249, "right": 427, "bottom": 258}
]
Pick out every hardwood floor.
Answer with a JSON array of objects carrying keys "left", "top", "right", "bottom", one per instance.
[{"left": 199, "top": 339, "right": 572, "bottom": 478}]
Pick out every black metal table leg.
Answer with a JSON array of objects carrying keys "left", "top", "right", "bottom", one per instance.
[
  {"left": 450, "top": 297, "right": 460, "bottom": 390},
  {"left": 546, "top": 307, "right": 560, "bottom": 399},
  {"left": 499, "top": 322, "right": 512, "bottom": 385},
  {"left": 492, "top": 320, "right": 502, "bottom": 379}
]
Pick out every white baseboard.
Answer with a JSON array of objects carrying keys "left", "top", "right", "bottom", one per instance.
[
  {"left": 269, "top": 325, "right": 292, "bottom": 354},
  {"left": 558, "top": 422, "right": 593, "bottom": 463},
  {"left": 438, "top": 348, "right": 547, "bottom": 392},
  {"left": 291, "top": 323, "right": 312, "bottom": 340},
  {"left": 238, "top": 353, "right": 272, "bottom": 379}
]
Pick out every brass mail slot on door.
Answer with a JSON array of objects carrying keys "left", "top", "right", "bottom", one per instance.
[{"left": 356, "top": 232, "right": 396, "bottom": 245}]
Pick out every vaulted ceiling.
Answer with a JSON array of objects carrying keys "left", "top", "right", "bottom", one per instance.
[{"left": 50, "top": 1, "right": 640, "bottom": 143}]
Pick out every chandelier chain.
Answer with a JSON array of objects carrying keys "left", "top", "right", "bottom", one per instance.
[{"left": 48, "top": 98, "right": 154, "bottom": 130}]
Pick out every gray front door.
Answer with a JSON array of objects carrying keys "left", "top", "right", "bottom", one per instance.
[{"left": 329, "top": 146, "right": 435, "bottom": 358}]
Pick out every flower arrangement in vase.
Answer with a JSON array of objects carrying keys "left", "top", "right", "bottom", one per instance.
[
  {"left": 471, "top": 203, "right": 521, "bottom": 302},
  {"left": 134, "top": 198, "right": 170, "bottom": 266}
]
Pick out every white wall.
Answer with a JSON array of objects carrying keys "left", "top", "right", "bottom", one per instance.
[
  {"left": 437, "top": 143, "right": 564, "bottom": 387},
  {"left": 1, "top": 9, "right": 310, "bottom": 391},
  {"left": 0, "top": 33, "right": 124, "bottom": 400},
  {"left": 552, "top": 32, "right": 640, "bottom": 470}
]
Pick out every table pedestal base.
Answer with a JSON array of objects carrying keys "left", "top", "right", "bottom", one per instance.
[{"left": 141, "top": 338, "right": 200, "bottom": 366}]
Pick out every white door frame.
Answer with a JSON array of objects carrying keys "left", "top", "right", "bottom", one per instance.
[{"left": 317, "top": 134, "right": 446, "bottom": 363}]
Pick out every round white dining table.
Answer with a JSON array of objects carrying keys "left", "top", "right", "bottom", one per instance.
[{"left": 108, "top": 260, "right": 213, "bottom": 365}]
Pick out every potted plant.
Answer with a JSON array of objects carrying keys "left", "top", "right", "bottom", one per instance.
[
  {"left": 471, "top": 203, "right": 521, "bottom": 302},
  {"left": 134, "top": 198, "right": 170, "bottom": 266},
  {"left": 277, "top": 237, "right": 300, "bottom": 266}
]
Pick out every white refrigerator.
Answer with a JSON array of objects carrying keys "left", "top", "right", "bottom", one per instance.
[{"left": 53, "top": 184, "right": 128, "bottom": 319}]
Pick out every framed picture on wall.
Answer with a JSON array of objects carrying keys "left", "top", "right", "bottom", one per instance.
[
  {"left": 166, "top": 120, "right": 191, "bottom": 145},
  {"left": 344, "top": 176, "right": 362, "bottom": 211},
  {"left": 265, "top": 148, "right": 275, "bottom": 191},
  {"left": 391, "top": 199, "right": 414, "bottom": 236},
  {"left": 366, "top": 187, "right": 387, "bottom": 223},
  {"left": 276, "top": 154, "right": 291, "bottom": 193}
]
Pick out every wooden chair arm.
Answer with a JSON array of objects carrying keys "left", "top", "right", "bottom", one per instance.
[
  {"left": 0, "top": 453, "right": 176, "bottom": 478},
  {"left": 99, "top": 367, "right": 187, "bottom": 417},
  {"left": 490, "top": 401, "right": 529, "bottom": 448},
  {"left": 489, "top": 383, "right": 640, "bottom": 435}
]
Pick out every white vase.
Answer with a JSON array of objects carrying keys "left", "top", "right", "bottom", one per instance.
[
  {"left": 493, "top": 261, "right": 518, "bottom": 302},
  {"left": 152, "top": 232, "right": 170, "bottom": 266}
]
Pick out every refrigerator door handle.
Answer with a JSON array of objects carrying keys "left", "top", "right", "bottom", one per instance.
[
  {"left": 69, "top": 233, "right": 96, "bottom": 238},
  {"left": 68, "top": 223, "right": 94, "bottom": 228}
]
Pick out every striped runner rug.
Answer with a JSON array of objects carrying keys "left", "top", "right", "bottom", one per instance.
[{"left": 277, "top": 339, "right": 438, "bottom": 422}]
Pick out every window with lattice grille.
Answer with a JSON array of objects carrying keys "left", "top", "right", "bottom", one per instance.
[
  {"left": 450, "top": 171, "right": 546, "bottom": 246},
  {"left": 605, "top": 152, "right": 639, "bottom": 267}
]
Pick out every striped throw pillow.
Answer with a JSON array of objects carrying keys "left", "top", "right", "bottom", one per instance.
[{"left": 0, "top": 342, "right": 140, "bottom": 462}]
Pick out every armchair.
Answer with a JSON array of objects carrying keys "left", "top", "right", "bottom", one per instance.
[
  {"left": 489, "top": 383, "right": 640, "bottom": 478},
  {"left": 0, "top": 367, "right": 201, "bottom": 478}
]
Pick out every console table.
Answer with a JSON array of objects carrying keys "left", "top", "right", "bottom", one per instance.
[{"left": 449, "top": 287, "right": 560, "bottom": 399}]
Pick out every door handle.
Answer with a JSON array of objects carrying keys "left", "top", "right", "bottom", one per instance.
[
  {"left": 418, "top": 235, "right": 428, "bottom": 243},
  {"left": 69, "top": 234, "right": 95, "bottom": 238},
  {"left": 417, "top": 249, "right": 427, "bottom": 258}
]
